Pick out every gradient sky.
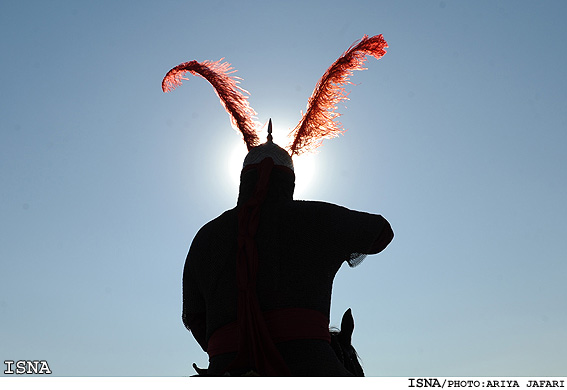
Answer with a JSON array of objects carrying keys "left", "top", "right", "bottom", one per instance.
[{"left": 1, "top": 0, "right": 566, "bottom": 377}]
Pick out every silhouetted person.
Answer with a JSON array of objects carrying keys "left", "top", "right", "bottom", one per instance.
[
  {"left": 182, "top": 127, "right": 393, "bottom": 375},
  {"left": 162, "top": 34, "right": 392, "bottom": 376}
]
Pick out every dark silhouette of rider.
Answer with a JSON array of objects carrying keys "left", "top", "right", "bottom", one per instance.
[
  {"left": 162, "top": 34, "right": 392, "bottom": 376},
  {"left": 182, "top": 123, "right": 393, "bottom": 375}
]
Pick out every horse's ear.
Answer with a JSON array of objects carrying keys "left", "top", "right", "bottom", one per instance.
[{"left": 339, "top": 308, "right": 355, "bottom": 345}]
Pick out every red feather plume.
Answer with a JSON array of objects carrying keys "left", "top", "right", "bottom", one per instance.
[
  {"left": 288, "top": 34, "right": 388, "bottom": 155},
  {"left": 162, "top": 59, "right": 260, "bottom": 150}
]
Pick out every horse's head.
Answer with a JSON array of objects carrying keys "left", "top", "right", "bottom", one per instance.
[{"left": 330, "top": 308, "right": 364, "bottom": 376}]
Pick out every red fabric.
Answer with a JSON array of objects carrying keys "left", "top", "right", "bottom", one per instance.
[
  {"left": 208, "top": 307, "right": 331, "bottom": 357},
  {"left": 162, "top": 59, "right": 260, "bottom": 150},
  {"left": 228, "top": 157, "right": 291, "bottom": 376}
]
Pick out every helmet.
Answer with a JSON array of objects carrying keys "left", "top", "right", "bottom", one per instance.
[{"left": 242, "top": 119, "right": 294, "bottom": 171}]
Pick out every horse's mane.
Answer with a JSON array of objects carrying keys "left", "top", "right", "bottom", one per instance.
[{"left": 329, "top": 327, "right": 364, "bottom": 377}]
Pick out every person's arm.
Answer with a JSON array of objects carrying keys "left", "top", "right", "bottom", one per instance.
[
  {"left": 183, "top": 311, "right": 207, "bottom": 351},
  {"left": 317, "top": 202, "right": 394, "bottom": 267},
  {"left": 367, "top": 216, "right": 394, "bottom": 254},
  {"left": 182, "top": 235, "right": 208, "bottom": 352}
]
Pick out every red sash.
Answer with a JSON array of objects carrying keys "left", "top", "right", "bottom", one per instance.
[
  {"left": 224, "top": 159, "right": 298, "bottom": 376},
  {"left": 208, "top": 307, "right": 332, "bottom": 358}
]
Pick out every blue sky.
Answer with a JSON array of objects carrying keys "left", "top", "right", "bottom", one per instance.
[{"left": 1, "top": 0, "right": 566, "bottom": 377}]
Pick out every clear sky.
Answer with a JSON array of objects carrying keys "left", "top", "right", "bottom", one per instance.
[{"left": 1, "top": 0, "right": 566, "bottom": 377}]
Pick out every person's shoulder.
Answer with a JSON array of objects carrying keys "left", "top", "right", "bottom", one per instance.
[
  {"left": 193, "top": 208, "right": 237, "bottom": 239},
  {"left": 292, "top": 200, "right": 351, "bottom": 213},
  {"left": 209, "top": 208, "right": 237, "bottom": 224},
  {"left": 292, "top": 200, "right": 384, "bottom": 223},
  {"left": 284, "top": 201, "right": 358, "bottom": 226}
]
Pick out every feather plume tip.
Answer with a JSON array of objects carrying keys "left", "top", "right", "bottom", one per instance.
[
  {"left": 162, "top": 59, "right": 260, "bottom": 150},
  {"left": 288, "top": 34, "right": 388, "bottom": 155}
]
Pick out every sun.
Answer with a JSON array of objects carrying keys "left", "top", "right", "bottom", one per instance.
[{"left": 226, "top": 119, "right": 318, "bottom": 199}]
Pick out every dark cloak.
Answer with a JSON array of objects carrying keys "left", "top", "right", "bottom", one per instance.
[{"left": 182, "top": 164, "right": 393, "bottom": 376}]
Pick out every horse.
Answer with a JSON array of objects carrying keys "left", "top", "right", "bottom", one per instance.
[
  {"left": 191, "top": 308, "right": 364, "bottom": 376},
  {"left": 330, "top": 308, "right": 364, "bottom": 377}
]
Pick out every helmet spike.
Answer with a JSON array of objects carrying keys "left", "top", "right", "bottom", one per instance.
[{"left": 267, "top": 118, "right": 273, "bottom": 143}]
